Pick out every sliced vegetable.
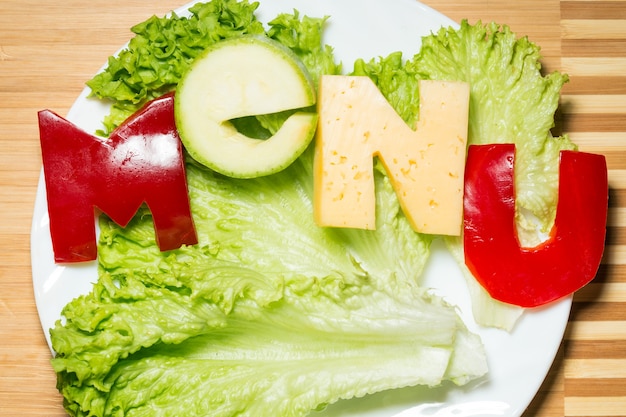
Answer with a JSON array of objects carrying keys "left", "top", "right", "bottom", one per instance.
[
  {"left": 463, "top": 143, "right": 608, "bottom": 307},
  {"left": 38, "top": 93, "right": 197, "bottom": 263},
  {"left": 175, "top": 35, "right": 318, "bottom": 178}
]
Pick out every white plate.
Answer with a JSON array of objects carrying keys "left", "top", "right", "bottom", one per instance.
[{"left": 30, "top": 0, "right": 571, "bottom": 416}]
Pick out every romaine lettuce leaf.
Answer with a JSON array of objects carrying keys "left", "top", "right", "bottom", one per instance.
[
  {"left": 51, "top": 148, "right": 486, "bottom": 416},
  {"left": 417, "top": 21, "right": 575, "bottom": 328},
  {"left": 352, "top": 21, "right": 574, "bottom": 329}
]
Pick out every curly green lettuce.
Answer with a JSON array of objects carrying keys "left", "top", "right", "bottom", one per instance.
[
  {"left": 51, "top": 148, "right": 487, "bottom": 417},
  {"left": 353, "top": 20, "right": 575, "bottom": 329},
  {"left": 86, "top": 0, "right": 340, "bottom": 136}
]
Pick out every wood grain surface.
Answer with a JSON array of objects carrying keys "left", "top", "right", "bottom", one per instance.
[{"left": 1, "top": 0, "right": 624, "bottom": 416}]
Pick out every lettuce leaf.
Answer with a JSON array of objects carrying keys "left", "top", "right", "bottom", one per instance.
[
  {"left": 352, "top": 21, "right": 575, "bottom": 329},
  {"left": 86, "top": 0, "right": 340, "bottom": 136},
  {"left": 417, "top": 21, "right": 575, "bottom": 328},
  {"left": 86, "top": 0, "right": 264, "bottom": 135},
  {"left": 51, "top": 147, "right": 487, "bottom": 416}
]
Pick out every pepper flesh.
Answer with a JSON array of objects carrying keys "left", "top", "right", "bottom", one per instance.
[
  {"left": 463, "top": 143, "right": 608, "bottom": 308},
  {"left": 38, "top": 92, "right": 198, "bottom": 263}
]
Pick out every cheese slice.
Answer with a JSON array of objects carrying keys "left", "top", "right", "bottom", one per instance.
[{"left": 314, "top": 75, "right": 469, "bottom": 235}]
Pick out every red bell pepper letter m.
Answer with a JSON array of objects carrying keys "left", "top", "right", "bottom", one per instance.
[
  {"left": 463, "top": 143, "right": 608, "bottom": 307},
  {"left": 38, "top": 93, "right": 198, "bottom": 263}
]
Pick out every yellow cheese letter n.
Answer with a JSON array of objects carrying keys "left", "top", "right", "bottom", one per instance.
[{"left": 313, "top": 75, "right": 469, "bottom": 235}]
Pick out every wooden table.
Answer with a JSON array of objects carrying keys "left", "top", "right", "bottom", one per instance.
[{"left": 1, "top": 0, "right": 624, "bottom": 416}]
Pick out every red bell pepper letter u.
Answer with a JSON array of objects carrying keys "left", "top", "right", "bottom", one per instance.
[
  {"left": 38, "top": 93, "right": 198, "bottom": 263},
  {"left": 463, "top": 143, "right": 608, "bottom": 307}
]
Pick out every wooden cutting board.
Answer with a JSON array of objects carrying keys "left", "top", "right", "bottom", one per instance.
[{"left": 0, "top": 0, "right": 624, "bottom": 416}]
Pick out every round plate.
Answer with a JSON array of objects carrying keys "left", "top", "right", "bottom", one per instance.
[{"left": 31, "top": 0, "right": 571, "bottom": 415}]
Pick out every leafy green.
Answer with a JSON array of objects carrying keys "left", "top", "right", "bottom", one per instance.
[
  {"left": 51, "top": 149, "right": 487, "bottom": 416},
  {"left": 414, "top": 21, "right": 576, "bottom": 233},
  {"left": 52, "top": 3, "right": 489, "bottom": 416},
  {"left": 352, "top": 51, "right": 422, "bottom": 128},
  {"left": 86, "top": 0, "right": 340, "bottom": 136},
  {"left": 87, "top": 0, "right": 264, "bottom": 135},
  {"left": 352, "top": 20, "right": 574, "bottom": 328}
]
